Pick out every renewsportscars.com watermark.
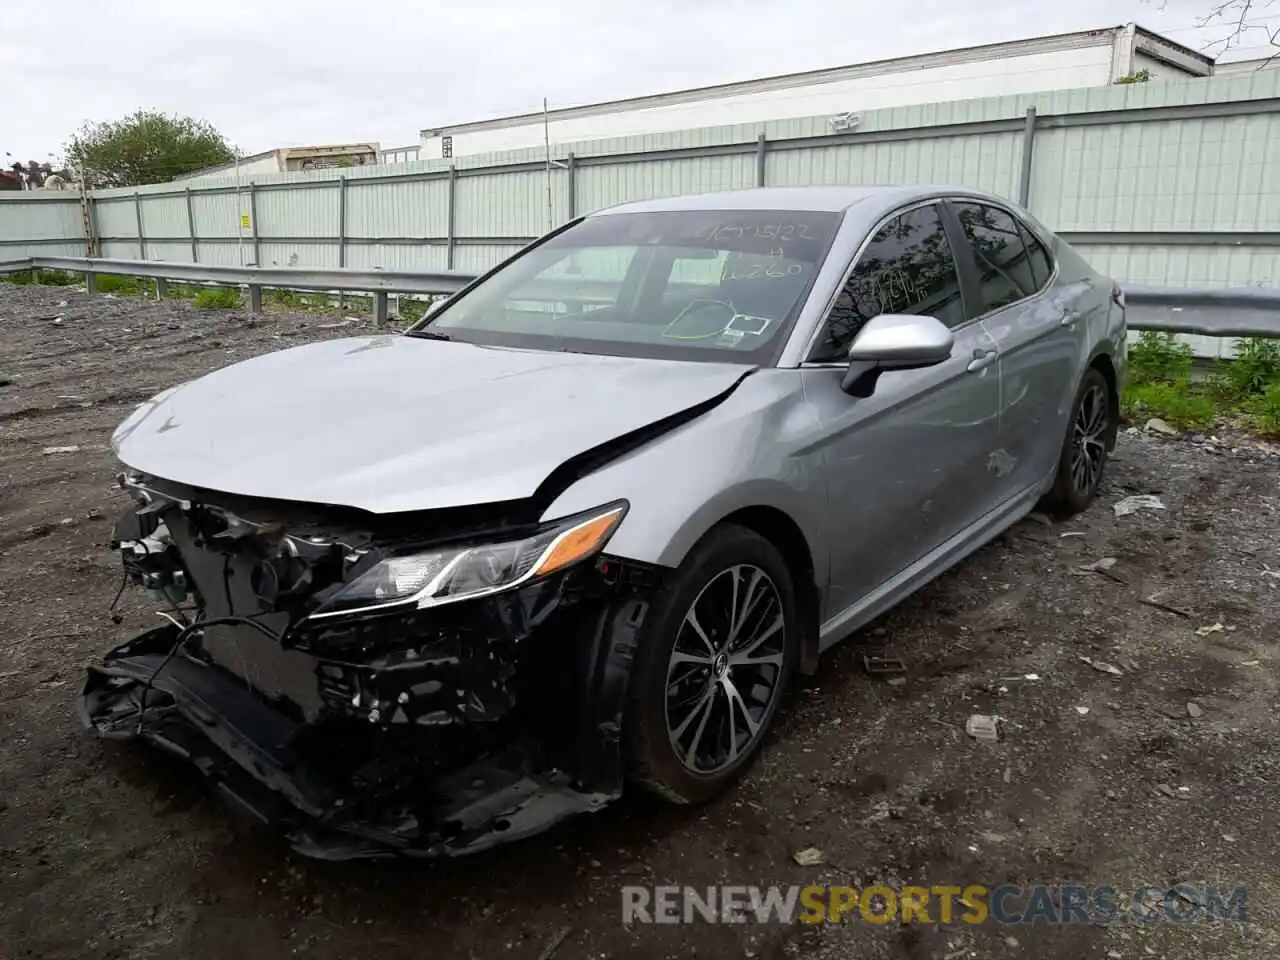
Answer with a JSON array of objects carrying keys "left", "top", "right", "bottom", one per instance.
[{"left": 621, "top": 883, "right": 1249, "bottom": 926}]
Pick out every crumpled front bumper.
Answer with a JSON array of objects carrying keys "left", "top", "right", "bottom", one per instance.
[{"left": 78, "top": 568, "right": 653, "bottom": 860}]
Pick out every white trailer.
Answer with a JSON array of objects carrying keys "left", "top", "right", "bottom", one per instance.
[{"left": 420, "top": 23, "right": 1213, "bottom": 161}]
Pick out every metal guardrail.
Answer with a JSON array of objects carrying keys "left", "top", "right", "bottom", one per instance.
[
  {"left": 1123, "top": 284, "right": 1280, "bottom": 338},
  {"left": 0, "top": 256, "right": 477, "bottom": 323},
  {"left": 2, "top": 256, "right": 1279, "bottom": 338}
]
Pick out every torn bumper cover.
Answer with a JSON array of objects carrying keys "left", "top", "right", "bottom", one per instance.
[{"left": 78, "top": 480, "right": 657, "bottom": 860}]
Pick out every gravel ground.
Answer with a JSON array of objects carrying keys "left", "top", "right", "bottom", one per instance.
[{"left": 1, "top": 284, "right": 1278, "bottom": 960}]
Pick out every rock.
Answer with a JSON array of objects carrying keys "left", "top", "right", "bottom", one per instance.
[
  {"left": 1145, "top": 418, "right": 1179, "bottom": 436},
  {"left": 1187, "top": 702, "right": 1203, "bottom": 718},
  {"left": 965, "top": 714, "right": 1001, "bottom": 742},
  {"left": 792, "top": 846, "right": 825, "bottom": 866},
  {"left": 1079, "top": 655, "right": 1124, "bottom": 677}
]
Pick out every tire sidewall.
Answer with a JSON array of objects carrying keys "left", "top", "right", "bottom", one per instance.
[
  {"left": 626, "top": 525, "right": 799, "bottom": 803},
  {"left": 1053, "top": 367, "right": 1111, "bottom": 514}
]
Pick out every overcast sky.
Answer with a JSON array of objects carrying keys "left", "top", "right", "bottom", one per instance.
[{"left": 2, "top": 0, "right": 1276, "bottom": 163}]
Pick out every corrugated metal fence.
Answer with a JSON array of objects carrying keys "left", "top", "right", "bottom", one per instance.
[{"left": 2, "top": 69, "right": 1278, "bottom": 356}]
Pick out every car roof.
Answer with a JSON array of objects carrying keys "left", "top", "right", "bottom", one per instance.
[{"left": 591, "top": 185, "right": 984, "bottom": 216}]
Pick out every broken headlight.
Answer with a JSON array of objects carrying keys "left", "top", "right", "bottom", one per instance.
[{"left": 310, "top": 502, "right": 627, "bottom": 619}]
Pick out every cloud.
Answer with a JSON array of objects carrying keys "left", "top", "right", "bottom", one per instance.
[{"left": 0, "top": 0, "right": 1271, "bottom": 164}]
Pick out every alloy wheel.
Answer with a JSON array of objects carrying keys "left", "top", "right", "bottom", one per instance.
[
  {"left": 1070, "top": 382, "right": 1108, "bottom": 496},
  {"left": 663, "top": 564, "right": 787, "bottom": 775}
]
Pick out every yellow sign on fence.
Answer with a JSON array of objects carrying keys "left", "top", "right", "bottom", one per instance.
[{"left": 239, "top": 213, "right": 251, "bottom": 230}]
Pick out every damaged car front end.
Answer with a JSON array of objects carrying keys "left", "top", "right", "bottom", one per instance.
[{"left": 83, "top": 475, "right": 657, "bottom": 860}]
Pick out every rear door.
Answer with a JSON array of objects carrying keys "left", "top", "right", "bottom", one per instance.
[
  {"left": 801, "top": 201, "right": 1003, "bottom": 620},
  {"left": 942, "top": 199, "right": 1082, "bottom": 499}
]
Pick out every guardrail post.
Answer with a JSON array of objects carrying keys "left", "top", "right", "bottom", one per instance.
[
  {"left": 248, "top": 284, "right": 263, "bottom": 313},
  {"left": 756, "top": 133, "right": 768, "bottom": 188},
  {"left": 1017, "top": 107, "right": 1037, "bottom": 208},
  {"left": 155, "top": 278, "right": 168, "bottom": 300},
  {"left": 133, "top": 192, "right": 147, "bottom": 260},
  {"left": 567, "top": 153, "right": 577, "bottom": 218},
  {"left": 248, "top": 183, "right": 261, "bottom": 266},
  {"left": 185, "top": 187, "right": 198, "bottom": 263},
  {"left": 84, "top": 270, "right": 97, "bottom": 293},
  {"left": 446, "top": 165, "right": 458, "bottom": 270},
  {"left": 374, "top": 291, "right": 389, "bottom": 326}
]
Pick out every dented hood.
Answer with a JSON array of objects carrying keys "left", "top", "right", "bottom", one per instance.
[{"left": 111, "top": 334, "right": 751, "bottom": 513}]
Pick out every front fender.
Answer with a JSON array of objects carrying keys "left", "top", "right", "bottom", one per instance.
[{"left": 539, "top": 372, "right": 829, "bottom": 584}]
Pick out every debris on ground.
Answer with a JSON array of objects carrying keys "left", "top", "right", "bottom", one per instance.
[
  {"left": 862, "top": 653, "right": 907, "bottom": 675},
  {"left": 1139, "top": 593, "right": 1193, "bottom": 618},
  {"left": 1113, "top": 494, "right": 1167, "bottom": 517},
  {"left": 40, "top": 445, "right": 80, "bottom": 455},
  {"left": 1144, "top": 417, "right": 1179, "bottom": 436},
  {"left": 1075, "top": 706, "right": 1091, "bottom": 716},
  {"left": 965, "top": 714, "right": 1002, "bottom": 741},
  {"left": 1195, "top": 622, "right": 1225, "bottom": 637},
  {"left": 792, "top": 847, "right": 826, "bottom": 867},
  {"left": 1079, "top": 655, "right": 1124, "bottom": 677},
  {"left": 536, "top": 925, "right": 572, "bottom": 960},
  {"left": 1072, "top": 557, "right": 1126, "bottom": 582}
]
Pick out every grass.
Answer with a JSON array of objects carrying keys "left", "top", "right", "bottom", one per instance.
[
  {"left": 1121, "top": 331, "right": 1280, "bottom": 438},
  {"left": 95, "top": 274, "right": 152, "bottom": 297},
  {"left": 191, "top": 288, "right": 240, "bottom": 309},
  {"left": 2, "top": 268, "right": 79, "bottom": 286}
]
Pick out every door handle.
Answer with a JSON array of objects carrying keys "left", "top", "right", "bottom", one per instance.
[{"left": 967, "top": 348, "right": 997, "bottom": 373}]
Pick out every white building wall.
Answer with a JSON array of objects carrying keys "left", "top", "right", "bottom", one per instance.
[
  {"left": 177, "top": 153, "right": 281, "bottom": 184},
  {"left": 1133, "top": 51, "right": 1184, "bottom": 80},
  {"left": 424, "top": 46, "right": 1121, "bottom": 160}
]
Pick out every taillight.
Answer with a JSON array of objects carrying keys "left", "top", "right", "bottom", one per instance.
[{"left": 1111, "top": 283, "right": 1125, "bottom": 308}]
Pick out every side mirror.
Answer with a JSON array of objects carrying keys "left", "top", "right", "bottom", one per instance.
[{"left": 840, "top": 313, "right": 955, "bottom": 397}]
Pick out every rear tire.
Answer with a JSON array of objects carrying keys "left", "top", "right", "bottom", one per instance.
[
  {"left": 1041, "top": 367, "right": 1111, "bottom": 518},
  {"left": 625, "top": 525, "right": 799, "bottom": 805}
]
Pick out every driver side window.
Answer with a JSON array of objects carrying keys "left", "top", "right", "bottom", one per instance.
[{"left": 808, "top": 203, "right": 966, "bottom": 363}]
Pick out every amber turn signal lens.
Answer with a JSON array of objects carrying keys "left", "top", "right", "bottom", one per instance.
[{"left": 531, "top": 506, "right": 625, "bottom": 578}]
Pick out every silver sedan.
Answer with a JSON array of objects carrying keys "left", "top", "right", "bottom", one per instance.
[{"left": 86, "top": 184, "right": 1126, "bottom": 857}]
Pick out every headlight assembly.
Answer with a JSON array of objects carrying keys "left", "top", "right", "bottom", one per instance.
[{"left": 309, "top": 502, "right": 627, "bottom": 619}]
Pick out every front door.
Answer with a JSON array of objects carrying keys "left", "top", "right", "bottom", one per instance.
[{"left": 801, "top": 201, "right": 1003, "bottom": 622}]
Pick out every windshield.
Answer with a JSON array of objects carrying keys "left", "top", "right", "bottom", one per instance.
[{"left": 409, "top": 209, "right": 843, "bottom": 364}]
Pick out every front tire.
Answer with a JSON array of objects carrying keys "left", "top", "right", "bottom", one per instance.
[
  {"left": 1042, "top": 367, "right": 1111, "bottom": 517},
  {"left": 625, "top": 525, "right": 799, "bottom": 805}
]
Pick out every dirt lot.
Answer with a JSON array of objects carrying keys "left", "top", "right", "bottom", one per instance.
[{"left": 1, "top": 283, "right": 1278, "bottom": 960}]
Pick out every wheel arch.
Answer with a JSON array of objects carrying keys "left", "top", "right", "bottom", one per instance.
[
  {"left": 1087, "top": 350, "right": 1120, "bottom": 450},
  {"left": 698, "top": 505, "right": 821, "bottom": 676}
]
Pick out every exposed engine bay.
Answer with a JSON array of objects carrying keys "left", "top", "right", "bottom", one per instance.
[{"left": 79, "top": 474, "right": 657, "bottom": 860}]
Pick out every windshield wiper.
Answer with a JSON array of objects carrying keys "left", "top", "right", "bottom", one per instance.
[{"left": 406, "top": 329, "right": 453, "bottom": 342}]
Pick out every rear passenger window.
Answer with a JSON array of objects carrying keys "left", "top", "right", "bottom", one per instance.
[
  {"left": 951, "top": 202, "right": 1049, "bottom": 316},
  {"left": 808, "top": 203, "right": 966, "bottom": 363},
  {"left": 1017, "top": 220, "right": 1053, "bottom": 289}
]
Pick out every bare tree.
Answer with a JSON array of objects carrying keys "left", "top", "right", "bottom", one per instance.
[{"left": 1197, "top": 0, "right": 1279, "bottom": 59}]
